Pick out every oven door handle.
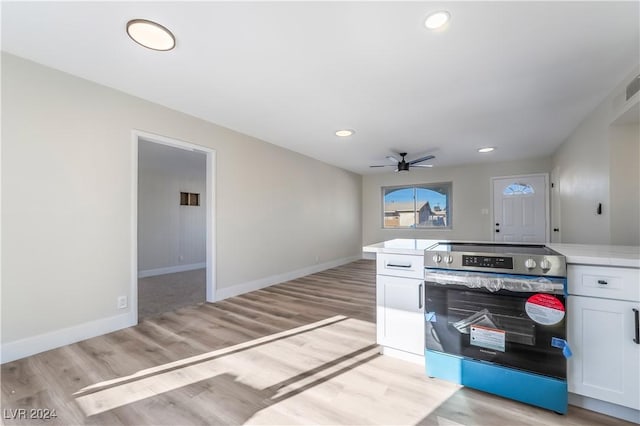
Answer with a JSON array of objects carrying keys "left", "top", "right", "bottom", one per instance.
[{"left": 418, "top": 283, "right": 423, "bottom": 310}]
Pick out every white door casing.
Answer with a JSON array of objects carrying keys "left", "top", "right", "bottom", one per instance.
[
  {"left": 551, "top": 166, "right": 562, "bottom": 243},
  {"left": 492, "top": 174, "right": 549, "bottom": 243},
  {"left": 131, "top": 130, "right": 217, "bottom": 326}
]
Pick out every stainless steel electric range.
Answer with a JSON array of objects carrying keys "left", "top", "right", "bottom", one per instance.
[{"left": 424, "top": 242, "right": 569, "bottom": 413}]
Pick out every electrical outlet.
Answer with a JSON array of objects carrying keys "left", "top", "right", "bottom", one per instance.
[
  {"left": 179, "top": 255, "right": 184, "bottom": 262},
  {"left": 315, "top": 255, "right": 319, "bottom": 264},
  {"left": 117, "top": 296, "right": 128, "bottom": 309}
]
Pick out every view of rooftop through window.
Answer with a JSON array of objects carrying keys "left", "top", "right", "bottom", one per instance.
[{"left": 383, "top": 183, "right": 451, "bottom": 228}]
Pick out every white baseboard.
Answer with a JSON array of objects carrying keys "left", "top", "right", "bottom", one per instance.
[
  {"left": 380, "top": 346, "right": 425, "bottom": 365},
  {"left": 1, "top": 312, "right": 134, "bottom": 364},
  {"left": 362, "top": 252, "right": 376, "bottom": 260},
  {"left": 138, "top": 262, "right": 206, "bottom": 278},
  {"left": 1, "top": 256, "right": 361, "bottom": 364},
  {"left": 569, "top": 393, "right": 640, "bottom": 424},
  {"left": 215, "top": 255, "right": 362, "bottom": 301}
]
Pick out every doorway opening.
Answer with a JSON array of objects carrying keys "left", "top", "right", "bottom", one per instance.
[{"left": 131, "top": 130, "right": 216, "bottom": 323}]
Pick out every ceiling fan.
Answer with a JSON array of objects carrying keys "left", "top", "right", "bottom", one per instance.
[{"left": 370, "top": 152, "right": 435, "bottom": 172}]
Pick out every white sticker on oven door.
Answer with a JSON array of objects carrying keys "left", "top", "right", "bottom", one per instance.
[
  {"left": 470, "top": 325, "right": 506, "bottom": 352},
  {"left": 525, "top": 294, "right": 565, "bottom": 326}
]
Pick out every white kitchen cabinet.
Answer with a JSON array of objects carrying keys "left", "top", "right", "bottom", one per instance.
[
  {"left": 568, "top": 265, "right": 640, "bottom": 411},
  {"left": 376, "top": 253, "right": 425, "bottom": 359},
  {"left": 376, "top": 274, "right": 424, "bottom": 355}
]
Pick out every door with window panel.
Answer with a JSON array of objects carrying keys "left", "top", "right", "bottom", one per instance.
[{"left": 492, "top": 175, "right": 547, "bottom": 243}]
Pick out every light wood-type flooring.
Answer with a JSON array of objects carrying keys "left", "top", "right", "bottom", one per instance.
[
  {"left": 0, "top": 260, "right": 633, "bottom": 425},
  {"left": 138, "top": 268, "right": 206, "bottom": 319}
]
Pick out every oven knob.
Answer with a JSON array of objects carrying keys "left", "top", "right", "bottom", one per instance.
[
  {"left": 540, "top": 259, "right": 552, "bottom": 271},
  {"left": 524, "top": 258, "right": 537, "bottom": 269},
  {"left": 445, "top": 255, "right": 454, "bottom": 264},
  {"left": 432, "top": 254, "right": 442, "bottom": 264}
]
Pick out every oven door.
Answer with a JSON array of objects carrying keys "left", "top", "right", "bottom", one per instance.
[{"left": 424, "top": 269, "right": 567, "bottom": 379}]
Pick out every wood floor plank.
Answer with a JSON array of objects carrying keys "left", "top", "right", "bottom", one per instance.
[{"left": 0, "top": 260, "right": 633, "bottom": 425}]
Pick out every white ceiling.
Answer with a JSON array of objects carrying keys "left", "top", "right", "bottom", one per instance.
[{"left": 2, "top": 1, "right": 638, "bottom": 174}]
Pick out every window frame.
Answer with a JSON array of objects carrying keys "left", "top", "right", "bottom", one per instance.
[{"left": 381, "top": 182, "right": 453, "bottom": 229}]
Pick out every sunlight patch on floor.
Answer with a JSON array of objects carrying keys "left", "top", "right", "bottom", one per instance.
[
  {"left": 74, "top": 315, "right": 375, "bottom": 416},
  {"left": 245, "top": 354, "right": 462, "bottom": 425}
]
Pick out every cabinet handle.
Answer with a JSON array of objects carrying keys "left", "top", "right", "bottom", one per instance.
[
  {"left": 386, "top": 263, "right": 412, "bottom": 269},
  {"left": 418, "top": 284, "right": 423, "bottom": 310},
  {"left": 597, "top": 279, "right": 608, "bottom": 285},
  {"left": 633, "top": 309, "right": 639, "bottom": 345}
]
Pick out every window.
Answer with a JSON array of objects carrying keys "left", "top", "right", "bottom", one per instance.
[
  {"left": 503, "top": 183, "right": 534, "bottom": 196},
  {"left": 382, "top": 183, "right": 452, "bottom": 228}
]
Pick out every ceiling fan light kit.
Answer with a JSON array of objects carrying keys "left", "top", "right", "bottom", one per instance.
[{"left": 370, "top": 152, "right": 435, "bottom": 172}]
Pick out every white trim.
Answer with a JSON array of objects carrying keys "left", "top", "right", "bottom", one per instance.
[
  {"left": 130, "top": 134, "right": 139, "bottom": 325},
  {"left": 490, "top": 173, "right": 550, "bottom": 243},
  {"left": 215, "top": 255, "right": 361, "bottom": 301},
  {"left": 131, "top": 129, "right": 217, "bottom": 326},
  {"left": 379, "top": 346, "right": 425, "bottom": 365},
  {"left": 138, "top": 262, "right": 206, "bottom": 278},
  {"left": 206, "top": 146, "right": 216, "bottom": 303},
  {"left": 569, "top": 393, "right": 640, "bottom": 424},
  {"left": 1, "top": 313, "right": 132, "bottom": 364},
  {"left": 362, "top": 251, "right": 376, "bottom": 260}
]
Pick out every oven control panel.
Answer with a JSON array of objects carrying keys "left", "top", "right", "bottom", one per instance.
[
  {"left": 462, "top": 255, "right": 513, "bottom": 269},
  {"left": 424, "top": 245, "right": 567, "bottom": 276}
]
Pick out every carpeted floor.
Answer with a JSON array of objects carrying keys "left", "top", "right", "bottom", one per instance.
[{"left": 138, "top": 268, "right": 206, "bottom": 319}]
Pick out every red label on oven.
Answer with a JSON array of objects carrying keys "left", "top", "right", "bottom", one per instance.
[{"left": 525, "top": 294, "right": 565, "bottom": 325}]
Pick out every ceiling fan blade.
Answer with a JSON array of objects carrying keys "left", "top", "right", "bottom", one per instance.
[
  {"left": 370, "top": 165, "right": 396, "bottom": 168},
  {"left": 386, "top": 155, "right": 399, "bottom": 164},
  {"left": 412, "top": 164, "right": 434, "bottom": 168},
  {"left": 408, "top": 155, "right": 435, "bottom": 165}
]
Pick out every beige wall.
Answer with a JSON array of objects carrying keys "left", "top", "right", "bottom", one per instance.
[
  {"left": 552, "top": 67, "right": 640, "bottom": 244},
  {"left": 1, "top": 53, "right": 362, "bottom": 345},
  {"left": 609, "top": 123, "right": 640, "bottom": 245},
  {"left": 363, "top": 157, "right": 552, "bottom": 245}
]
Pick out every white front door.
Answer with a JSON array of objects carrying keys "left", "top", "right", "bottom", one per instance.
[{"left": 492, "top": 174, "right": 548, "bottom": 243}]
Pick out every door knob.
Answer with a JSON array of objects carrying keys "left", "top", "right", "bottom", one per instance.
[
  {"left": 553, "top": 228, "right": 559, "bottom": 232},
  {"left": 495, "top": 229, "right": 500, "bottom": 233}
]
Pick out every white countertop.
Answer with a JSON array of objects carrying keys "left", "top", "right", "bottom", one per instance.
[
  {"left": 363, "top": 239, "right": 640, "bottom": 268},
  {"left": 362, "top": 238, "right": 441, "bottom": 255},
  {"left": 547, "top": 243, "right": 640, "bottom": 268}
]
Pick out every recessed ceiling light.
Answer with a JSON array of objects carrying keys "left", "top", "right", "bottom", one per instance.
[
  {"left": 127, "top": 19, "right": 175, "bottom": 51},
  {"left": 335, "top": 129, "right": 355, "bottom": 137},
  {"left": 478, "top": 147, "right": 495, "bottom": 153},
  {"left": 424, "top": 11, "right": 451, "bottom": 30}
]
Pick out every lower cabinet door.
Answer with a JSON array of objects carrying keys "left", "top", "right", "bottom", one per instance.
[
  {"left": 376, "top": 274, "right": 424, "bottom": 355},
  {"left": 568, "top": 296, "right": 640, "bottom": 409}
]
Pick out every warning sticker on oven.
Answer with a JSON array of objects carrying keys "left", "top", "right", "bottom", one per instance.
[
  {"left": 525, "top": 294, "right": 565, "bottom": 325},
  {"left": 470, "top": 325, "right": 506, "bottom": 352}
]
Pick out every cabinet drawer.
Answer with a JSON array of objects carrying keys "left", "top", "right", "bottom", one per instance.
[
  {"left": 377, "top": 253, "right": 425, "bottom": 279},
  {"left": 568, "top": 265, "right": 640, "bottom": 301}
]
